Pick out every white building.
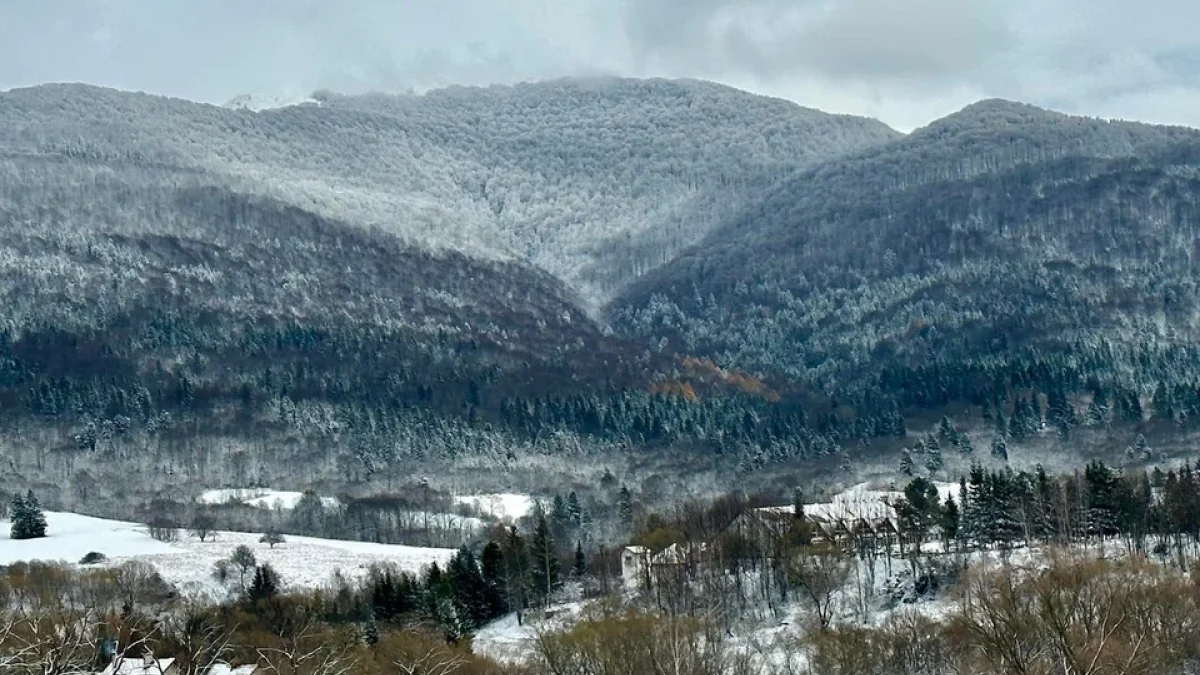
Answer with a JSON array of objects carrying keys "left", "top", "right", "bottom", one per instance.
[{"left": 621, "top": 545, "right": 650, "bottom": 589}]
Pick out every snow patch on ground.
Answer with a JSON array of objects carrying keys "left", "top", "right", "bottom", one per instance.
[
  {"left": 198, "top": 488, "right": 339, "bottom": 510},
  {"left": 454, "top": 493, "right": 537, "bottom": 521},
  {"left": 0, "top": 512, "right": 174, "bottom": 565},
  {"left": 0, "top": 512, "right": 455, "bottom": 600},
  {"left": 474, "top": 601, "right": 585, "bottom": 664}
]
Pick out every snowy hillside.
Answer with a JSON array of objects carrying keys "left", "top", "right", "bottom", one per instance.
[
  {"left": 0, "top": 512, "right": 455, "bottom": 599},
  {"left": 0, "top": 78, "right": 897, "bottom": 306}
]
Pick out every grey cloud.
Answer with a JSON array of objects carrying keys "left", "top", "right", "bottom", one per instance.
[
  {"left": 623, "top": 0, "right": 1013, "bottom": 84},
  {"left": 0, "top": 0, "right": 1199, "bottom": 131}
]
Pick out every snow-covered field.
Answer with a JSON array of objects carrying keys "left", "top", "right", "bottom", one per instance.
[
  {"left": 0, "top": 512, "right": 175, "bottom": 565},
  {"left": 0, "top": 512, "right": 455, "bottom": 599},
  {"left": 198, "top": 488, "right": 340, "bottom": 510},
  {"left": 453, "top": 493, "right": 537, "bottom": 521}
]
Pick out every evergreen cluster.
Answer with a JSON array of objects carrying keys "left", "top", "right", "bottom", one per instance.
[
  {"left": 340, "top": 509, "right": 569, "bottom": 641},
  {"left": 912, "top": 460, "right": 1200, "bottom": 553},
  {"left": 9, "top": 490, "right": 47, "bottom": 540}
]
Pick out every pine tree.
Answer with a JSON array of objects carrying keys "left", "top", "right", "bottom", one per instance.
[
  {"left": 899, "top": 449, "right": 914, "bottom": 476},
  {"left": 1086, "top": 389, "right": 1110, "bottom": 427},
  {"left": 1084, "top": 461, "right": 1121, "bottom": 538},
  {"left": 618, "top": 486, "right": 634, "bottom": 530},
  {"left": 447, "top": 546, "right": 488, "bottom": 629},
  {"left": 552, "top": 495, "right": 567, "bottom": 521},
  {"left": 502, "top": 527, "right": 530, "bottom": 624},
  {"left": 480, "top": 541, "right": 508, "bottom": 620},
  {"left": 938, "top": 416, "right": 955, "bottom": 441},
  {"left": 897, "top": 478, "right": 940, "bottom": 552},
  {"left": 924, "top": 441, "right": 944, "bottom": 475},
  {"left": 990, "top": 469, "right": 1024, "bottom": 548},
  {"left": 840, "top": 454, "right": 853, "bottom": 474},
  {"left": 10, "top": 490, "right": 47, "bottom": 540},
  {"left": 363, "top": 614, "right": 379, "bottom": 646},
  {"left": 940, "top": 496, "right": 960, "bottom": 550},
  {"left": 963, "top": 464, "right": 987, "bottom": 545},
  {"left": 1033, "top": 465, "right": 1056, "bottom": 541},
  {"left": 1135, "top": 434, "right": 1152, "bottom": 461},
  {"left": 573, "top": 541, "right": 587, "bottom": 578},
  {"left": 1049, "top": 387, "right": 1077, "bottom": 439},
  {"left": 792, "top": 488, "right": 805, "bottom": 520},
  {"left": 567, "top": 492, "right": 582, "bottom": 526},
  {"left": 1153, "top": 381, "right": 1174, "bottom": 421},
  {"left": 244, "top": 563, "right": 280, "bottom": 605},
  {"left": 529, "top": 513, "right": 560, "bottom": 608}
]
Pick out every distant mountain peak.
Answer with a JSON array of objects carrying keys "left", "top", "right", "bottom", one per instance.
[
  {"left": 223, "top": 92, "right": 322, "bottom": 112},
  {"left": 918, "top": 98, "right": 1069, "bottom": 134}
]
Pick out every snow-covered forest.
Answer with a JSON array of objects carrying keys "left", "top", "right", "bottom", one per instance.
[{"left": 3, "top": 78, "right": 1200, "bottom": 524}]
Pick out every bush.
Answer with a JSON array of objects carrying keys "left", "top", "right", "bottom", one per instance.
[{"left": 79, "top": 551, "right": 107, "bottom": 565}]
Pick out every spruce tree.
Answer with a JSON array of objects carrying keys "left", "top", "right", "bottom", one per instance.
[
  {"left": 363, "top": 614, "right": 379, "bottom": 646},
  {"left": 529, "top": 513, "right": 560, "bottom": 607},
  {"left": 1084, "top": 461, "right": 1121, "bottom": 537},
  {"left": 480, "top": 541, "right": 508, "bottom": 619},
  {"left": 10, "top": 490, "right": 47, "bottom": 540},
  {"left": 618, "top": 487, "right": 634, "bottom": 530},
  {"left": 552, "top": 495, "right": 569, "bottom": 533},
  {"left": 899, "top": 449, "right": 914, "bottom": 476},
  {"left": 1135, "top": 434, "right": 1152, "bottom": 461},
  {"left": 924, "top": 441, "right": 944, "bottom": 475},
  {"left": 245, "top": 563, "right": 280, "bottom": 606},
  {"left": 940, "top": 496, "right": 960, "bottom": 550},
  {"left": 567, "top": 492, "right": 582, "bottom": 526},
  {"left": 502, "top": 527, "right": 530, "bottom": 624},
  {"left": 573, "top": 541, "right": 587, "bottom": 578},
  {"left": 963, "top": 464, "right": 987, "bottom": 545},
  {"left": 448, "top": 547, "right": 488, "bottom": 628}
]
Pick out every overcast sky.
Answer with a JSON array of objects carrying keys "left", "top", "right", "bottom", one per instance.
[{"left": 2, "top": 0, "right": 1197, "bottom": 131}]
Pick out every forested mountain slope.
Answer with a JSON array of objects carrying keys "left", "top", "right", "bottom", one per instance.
[
  {"left": 0, "top": 78, "right": 897, "bottom": 306},
  {"left": 8, "top": 80, "right": 1200, "bottom": 514},
  {"left": 0, "top": 78, "right": 899, "bottom": 509},
  {"left": 615, "top": 100, "right": 1200, "bottom": 422}
]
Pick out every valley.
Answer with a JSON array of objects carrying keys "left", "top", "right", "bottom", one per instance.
[{"left": 4, "top": 75, "right": 1200, "bottom": 673}]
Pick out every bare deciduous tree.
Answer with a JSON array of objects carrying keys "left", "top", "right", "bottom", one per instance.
[{"left": 787, "top": 544, "right": 851, "bottom": 630}]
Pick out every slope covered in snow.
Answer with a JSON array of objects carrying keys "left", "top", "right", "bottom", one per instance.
[
  {"left": 0, "top": 512, "right": 454, "bottom": 599},
  {"left": 0, "top": 78, "right": 898, "bottom": 306}
]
